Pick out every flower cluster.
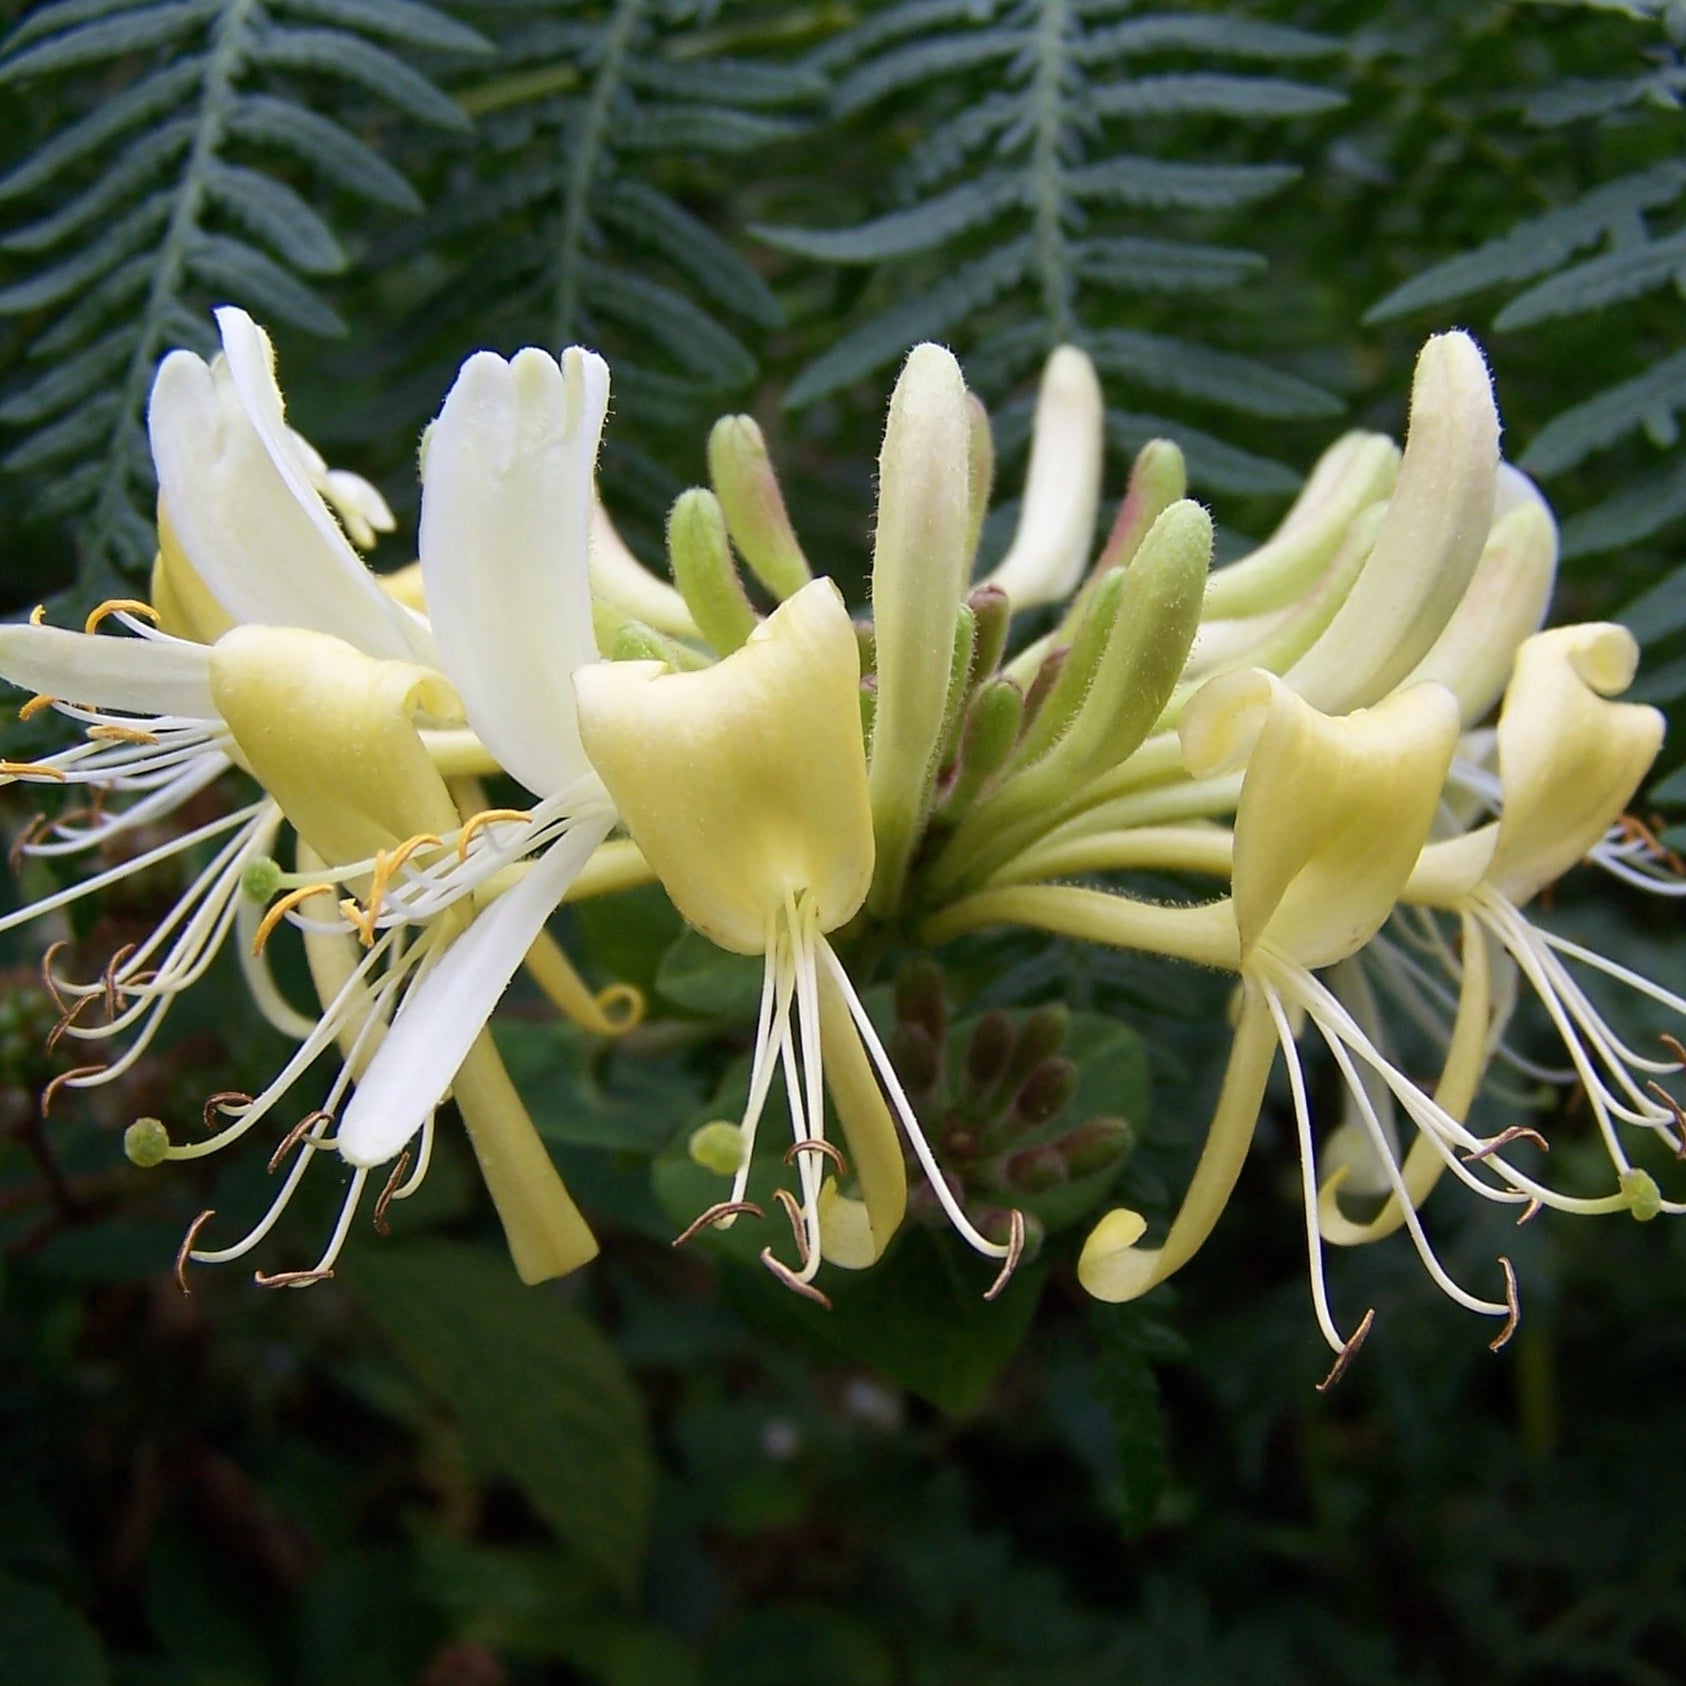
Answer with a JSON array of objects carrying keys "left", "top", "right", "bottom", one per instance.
[{"left": 3, "top": 311, "right": 1681, "bottom": 1381}]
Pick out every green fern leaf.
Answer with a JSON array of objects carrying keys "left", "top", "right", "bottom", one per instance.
[
  {"left": 0, "top": 123, "right": 195, "bottom": 252},
  {"left": 833, "top": 28, "right": 1025, "bottom": 115},
  {"left": 0, "top": 0, "right": 217, "bottom": 83},
  {"left": 0, "top": 198, "right": 172, "bottom": 312},
  {"left": 1521, "top": 350, "right": 1686, "bottom": 475},
  {"left": 249, "top": 25, "right": 471, "bottom": 128},
  {"left": 1561, "top": 458, "right": 1686, "bottom": 556},
  {"left": 810, "top": 0, "right": 1000, "bottom": 74},
  {"left": 0, "top": 329, "right": 132, "bottom": 426},
  {"left": 279, "top": 0, "right": 492, "bottom": 57},
  {"left": 582, "top": 262, "right": 755, "bottom": 390},
  {"left": 203, "top": 161, "right": 347, "bottom": 273},
  {"left": 620, "top": 106, "right": 802, "bottom": 153},
  {"left": 1496, "top": 228, "right": 1686, "bottom": 329},
  {"left": 0, "top": 61, "right": 201, "bottom": 198},
  {"left": 1091, "top": 72, "right": 1345, "bottom": 119},
  {"left": 187, "top": 233, "right": 347, "bottom": 334},
  {"left": 1107, "top": 409, "right": 1300, "bottom": 496},
  {"left": 783, "top": 238, "right": 1037, "bottom": 407},
  {"left": 1077, "top": 16, "right": 1339, "bottom": 65},
  {"left": 755, "top": 175, "right": 1024, "bottom": 264},
  {"left": 1066, "top": 156, "right": 1299, "bottom": 211},
  {"left": 1075, "top": 235, "right": 1265, "bottom": 293},
  {"left": 1087, "top": 329, "right": 1340, "bottom": 419},
  {"left": 1367, "top": 164, "right": 1686, "bottom": 321},
  {"left": 223, "top": 94, "right": 423, "bottom": 211}
]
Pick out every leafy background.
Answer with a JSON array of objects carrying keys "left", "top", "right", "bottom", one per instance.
[{"left": 4, "top": 0, "right": 1686, "bottom": 1680}]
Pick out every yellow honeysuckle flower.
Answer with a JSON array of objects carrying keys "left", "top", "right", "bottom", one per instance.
[{"left": 574, "top": 578, "right": 1024, "bottom": 1303}]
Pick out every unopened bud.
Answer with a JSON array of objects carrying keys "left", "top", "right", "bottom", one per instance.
[
  {"left": 124, "top": 1117, "right": 171, "bottom": 1168},
  {"left": 708, "top": 414, "right": 812, "bottom": 602},
  {"left": 610, "top": 619, "right": 678, "bottom": 665},
  {"left": 940, "top": 678, "right": 1025, "bottom": 817},
  {"left": 1009, "top": 1057, "right": 1077, "bottom": 1129},
  {"left": 963, "top": 1009, "right": 1014, "bottom": 1098},
  {"left": 1060, "top": 1115, "right": 1135, "bottom": 1178},
  {"left": 966, "top": 583, "right": 1011, "bottom": 682},
  {"left": 689, "top": 1120, "right": 747, "bottom": 1177},
  {"left": 667, "top": 488, "right": 758, "bottom": 655},
  {"left": 1004, "top": 1005, "right": 1070, "bottom": 1089},
  {"left": 894, "top": 955, "right": 947, "bottom": 1043},
  {"left": 1004, "top": 1143, "right": 1068, "bottom": 1193},
  {"left": 1083, "top": 437, "right": 1186, "bottom": 602},
  {"left": 889, "top": 1022, "right": 942, "bottom": 1097},
  {"left": 241, "top": 857, "right": 284, "bottom": 903}
]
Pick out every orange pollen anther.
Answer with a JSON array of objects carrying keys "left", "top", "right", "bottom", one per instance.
[
  {"left": 456, "top": 808, "right": 530, "bottom": 862},
  {"left": 83, "top": 598, "right": 159, "bottom": 634},
  {"left": 252, "top": 884, "right": 338, "bottom": 955}
]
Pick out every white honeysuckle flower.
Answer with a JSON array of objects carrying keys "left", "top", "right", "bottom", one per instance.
[
  {"left": 149, "top": 306, "right": 433, "bottom": 665},
  {"left": 573, "top": 578, "right": 1022, "bottom": 1304},
  {"left": 334, "top": 346, "right": 622, "bottom": 1179},
  {"left": 161, "top": 623, "right": 600, "bottom": 1288},
  {"left": 979, "top": 345, "right": 1104, "bottom": 611}
]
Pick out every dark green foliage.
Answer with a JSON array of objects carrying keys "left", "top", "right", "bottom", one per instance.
[{"left": 0, "top": 0, "right": 485, "bottom": 587}]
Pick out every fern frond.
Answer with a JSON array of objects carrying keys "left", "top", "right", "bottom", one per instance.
[
  {"left": 764, "top": 0, "right": 1343, "bottom": 495},
  {"left": 397, "top": 0, "right": 820, "bottom": 464},
  {"left": 0, "top": 0, "right": 484, "bottom": 584},
  {"left": 1372, "top": 2, "right": 1686, "bottom": 563}
]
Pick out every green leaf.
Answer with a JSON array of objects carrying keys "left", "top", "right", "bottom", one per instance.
[
  {"left": 727, "top": 1225, "right": 1047, "bottom": 1416},
  {"left": 250, "top": 23, "right": 471, "bottom": 129},
  {"left": 204, "top": 161, "right": 347, "bottom": 273},
  {"left": 1067, "top": 155, "right": 1298, "bottom": 211},
  {"left": 350, "top": 1239, "right": 655, "bottom": 1597},
  {"left": 1090, "top": 72, "right": 1345, "bottom": 120},
  {"left": 1088, "top": 329, "right": 1340, "bottom": 419},
  {"left": 753, "top": 175, "right": 1022, "bottom": 264},
  {"left": 0, "top": 0, "right": 213, "bottom": 85},
  {"left": 1091, "top": 1302, "right": 1172, "bottom": 1537},
  {"left": 224, "top": 94, "right": 423, "bottom": 212},
  {"left": 1496, "top": 228, "right": 1686, "bottom": 331},
  {"left": 654, "top": 928, "right": 765, "bottom": 1018},
  {"left": 1520, "top": 348, "right": 1686, "bottom": 475},
  {"left": 186, "top": 232, "right": 347, "bottom": 335},
  {"left": 0, "top": 1574, "right": 109, "bottom": 1686}
]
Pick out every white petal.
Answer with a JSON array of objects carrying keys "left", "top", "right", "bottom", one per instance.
[
  {"left": 420, "top": 347, "right": 607, "bottom": 797},
  {"left": 337, "top": 818, "right": 610, "bottom": 1167},
  {"left": 0, "top": 623, "right": 215, "bottom": 719},
  {"left": 148, "top": 313, "right": 428, "bottom": 664}
]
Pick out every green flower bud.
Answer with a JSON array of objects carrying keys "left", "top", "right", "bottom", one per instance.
[
  {"left": 1060, "top": 1115, "right": 1135, "bottom": 1178},
  {"left": 667, "top": 488, "right": 758, "bottom": 655},
  {"left": 1008, "top": 1057, "right": 1077, "bottom": 1130},
  {"left": 963, "top": 1010, "right": 1014, "bottom": 1099},
  {"left": 1004, "top": 1144, "right": 1068, "bottom": 1193}
]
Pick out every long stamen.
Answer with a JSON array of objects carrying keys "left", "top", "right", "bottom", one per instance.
[{"left": 815, "top": 939, "right": 1018, "bottom": 1276}]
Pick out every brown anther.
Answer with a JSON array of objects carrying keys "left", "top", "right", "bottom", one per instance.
[
  {"left": 983, "top": 1208, "right": 1026, "bottom": 1302},
  {"left": 1660, "top": 1032, "right": 1686, "bottom": 1069},
  {"left": 373, "top": 1149, "right": 413, "bottom": 1236},
  {"left": 1644, "top": 1080, "right": 1686, "bottom": 1134},
  {"left": 759, "top": 1246, "right": 832, "bottom": 1308},
  {"left": 83, "top": 598, "right": 158, "bottom": 634},
  {"left": 202, "top": 1090, "right": 253, "bottom": 1130},
  {"left": 253, "top": 1268, "right": 336, "bottom": 1289},
  {"left": 784, "top": 1137, "right": 848, "bottom": 1175},
  {"left": 455, "top": 808, "right": 529, "bottom": 862},
  {"left": 39, "top": 941, "right": 72, "bottom": 1016},
  {"left": 1515, "top": 1198, "right": 1543, "bottom": 1225},
  {"left": 18, "top": 693, "right": 56, "bottom": 721},
  {"left": 267, "top": 1110, "right": 334, "bottom": 1174},
  {"left": 0, "top": 760, "right": 66, "bottom": 781},
  {"left": 40, "top": 1064, "right": 104, "bottom": 1114},
  {"left": 1564, "top": 1078, "right": 1586, "bottom": 1117},
  {"left": 86, "top": 723, "right": 159, "bottom": 746},
  {"left": 671, "top": 1199, "right": 765, "bottom": 1248},
  {"left": 9, "top": 811, "right": 52, "bottom": 867},
  {"left": 1315, "top": 1307, "right": 1377, "bottom": 1393},
  {"left": 1462, "top": 1125, "right": 1551, "bottom": 1163},
  {"left": 252, "top": 884, "right": 335, "bottom": 955},
  {"left": 1616, "top": 811, "right": 1686, "bottom": 875},
  {"left": 1489, "top": 1256, "right": 1521, "bottom": 1352},
  {"left": 772, "top": 1187, "right": 812, "bottom": 1267},
  {"left": 101, "top": 944, "right": 138, "bottom": 1019},
  {"left": 175, "top": 1209, "right": 216, "bottom": 1294},
  {"left": 45, "top": 994, "right": 96, "bottom": 1052}
]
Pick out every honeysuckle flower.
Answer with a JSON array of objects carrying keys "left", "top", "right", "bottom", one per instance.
[
  {"left": 328, "top": 346, "right": 625, "bottom": 1191},
  {"left": 1351, "top": 621, "right": 1686, "bottom": 1247},
  {"left": 924, "top": 668, "right": 1588, "bottom": 1372},
  {"left": 156, "top": 623, "right": 600, "bottom": 1288},
  {"left": 574, "top": 577, "right": 1024, "bottom": 1303}
]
